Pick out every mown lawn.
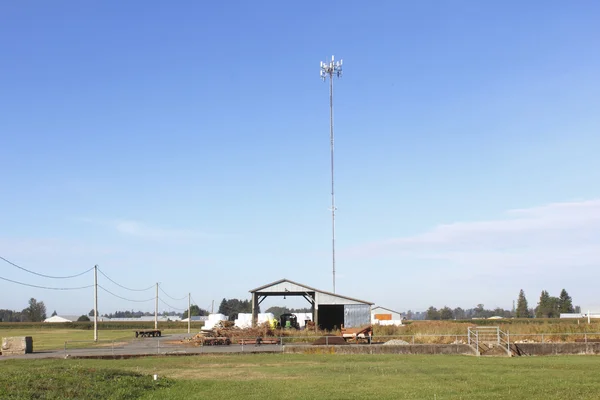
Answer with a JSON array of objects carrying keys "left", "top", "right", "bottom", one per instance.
[
  {"left": 0, "top": 328, "right": 189, "bottom": 350},
  {"left": 2, "top": 354, "right": 600, "bottom": 399}
]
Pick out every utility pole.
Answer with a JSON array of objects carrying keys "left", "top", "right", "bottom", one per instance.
[
  {"left": 94, "top": 265, "right": 98, "bottom": 341},
  {"left": 155, "top": 283, "right": 158, "bottom": 330},
  {"left": 211, "top": 300, "right": 214, "bottom": 314},
  {"left": 320, "top": 55, "right": 343, "bottom": 293},
  {"left": 188, "top": 293, "right": 191, "bottom": 334}
]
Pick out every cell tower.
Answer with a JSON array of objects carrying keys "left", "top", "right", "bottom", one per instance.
[{"left": 320, "top": 55, "right": 343, "bottom": 293}]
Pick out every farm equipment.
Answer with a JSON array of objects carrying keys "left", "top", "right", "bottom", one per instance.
[
  {"left": 135, "top": 329, "right": 162, "bottom": 338},
  {"left": 341, "top": 325, "right": 373, "bottom": 344},
  {"left": 280, "top": 313, "right": 300, "bottom": 329}
]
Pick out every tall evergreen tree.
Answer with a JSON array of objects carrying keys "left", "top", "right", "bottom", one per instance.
[
  {"left": 558, "top": 289, "right": 574, "bottom": 313},
  {"left": 535, "top": 290, "right": 551, "bottom": 318},
  {"left": 218, "top": 298, "right": 229, "bottom": 316},
  {"left": 516, "top": 289, "right": 530, "bottom": 318}
]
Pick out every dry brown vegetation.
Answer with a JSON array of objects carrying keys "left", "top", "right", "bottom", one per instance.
[{"left": 372, "top": 319, "right": 600, "bottom": 343}]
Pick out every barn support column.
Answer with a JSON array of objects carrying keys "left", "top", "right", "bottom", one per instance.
[
  {"left": 314, "top": 292, "right": 319, "bottom": 328},
  {"left": 251, "top": 292, "right": 258, "bottom": 328}
]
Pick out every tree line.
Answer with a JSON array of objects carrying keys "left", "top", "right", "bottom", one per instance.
[
  {"left": 515, "top": 289, "right": 578, "bottom": 318},
  {"left": 420, "top": 289, "right": 579, "bottom": 320},
  {"left": 218, "top": 298, "right": 254, "bottom": 320},
  {"left": 0, "top": 298, "right": 47, "bottom": 322},
  {"left": 265, "top": 306, "right": 312, "bottom": 319}
]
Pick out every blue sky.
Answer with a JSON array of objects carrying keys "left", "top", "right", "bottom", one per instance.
[{"left": 1, "top": 1, "right": 600, "bottom": 316}]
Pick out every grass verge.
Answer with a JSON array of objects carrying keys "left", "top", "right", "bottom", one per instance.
[
  {"left": 0, "top": 363, "right": 173, "bottom": 399},
  {"left": 2, "top": 354, "right": 600, "bottom": 399}
]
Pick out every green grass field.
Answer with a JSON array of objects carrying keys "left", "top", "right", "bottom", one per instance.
[
  {"left": 2, "top": 354, "right": 600, "bottom": 399},
  {"left": 0, "top": 328, "right": 190, "bottom": 350}
]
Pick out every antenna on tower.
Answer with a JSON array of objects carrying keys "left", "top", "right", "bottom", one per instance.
[{"left": 320, "top": 55, "right": 343, "bottom": 293}]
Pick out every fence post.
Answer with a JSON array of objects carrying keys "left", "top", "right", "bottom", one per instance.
[
  {"left": 64, "top": 341, "right": 67, "bottom": 357},
  {"left": 157, "top": 338, "right": 160, "bottom": 354},
  {"left": 541, "top": 334, "right": 544, "bottom": 343},
  {"left": 585, "top": 333, "right": 587, "bottom": 344},
  {"left": 412, "top": 335, "right": 415, "bottom": 345},
  {"left": 326, "top": 336, "right": 329, "bottom": 346}
]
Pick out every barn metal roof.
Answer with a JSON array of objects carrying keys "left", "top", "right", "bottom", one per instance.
[
  {"left": 249, "top": 278, "right": 373, "bottom": 305},
  {"left": 372, "top": 306, "right": 402, "bottom": 315}
]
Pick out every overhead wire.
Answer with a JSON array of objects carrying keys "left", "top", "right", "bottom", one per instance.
[
  {"left": 97, "top": 268, "right": 154, "bottom": 292},
  {"left": 0, "top": 256, "right": 94, "bottom": 279},
  {"left": 159, "top": 298, "right": 186, "bottom": 311},
  {"left": 158, "top": 284, "right": 187, "bottom": 301},
  {"left": 0, "top": 275, "right": 93, "bottom": 290},
  {"left": 1, "top": 256, "right": 195, "bottom": 310},
  {"left": 98, "top": 285, "right": 155, "bottom": 303}
]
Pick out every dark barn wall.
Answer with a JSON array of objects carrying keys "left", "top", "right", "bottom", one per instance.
[{"left": 318, "top": 305, "right": 344, "bottom": 331}]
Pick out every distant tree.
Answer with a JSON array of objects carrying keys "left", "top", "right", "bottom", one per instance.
[
  {"left": 516, "top": 289, "right": 530, "bottom": 318},
  {"left": 453, "top": 307, "right": 466, "bottom": 320},
  {"left": 440, "top": 307, "right": 454, "bottom": 320},
  {"left": 264, "top": 306, "right": 310, "bottom": 319},
  {"left": 0, "top": 309, "right": 24, "bottom": 322},
  {"left": 558, "top": 289, "right": 574, "bottom": 314},
  {"left": 406, "top": 310, "right": 414, "bottom": 320},
  {"left": 535, "top": 291, "right": 560, "bottom": 318},
  {"left": 51, "top": 310, "right": 57, "bottom": 317},
  {"left": 535, "top": 291, "right": 549, "bottom": 318},
  {"left": 77, "top": 315, "right": 90, "bottom": 322},
  {"left": 473, "top": 304, "right": 486, "bottom": 318},
  {"left": 574, "top": 305, "right": 582, "bottom": 314},
  {"left": 218, "top": 298, "right": 254, "bottom": 321},
  {"left": 493, "top": 307, "right": 506, "bottom": 317},
  {"left": 548, "top": 296, "right": 560, "bottom": 318},
  {"left": 183, "top": 305, "right": 209, "bottom": 318},
  {"left": 266, "top": 306, "right": 290, "bottom": 319},
  {"left": 218, "top": 298, "right": 230, "bottom": 316},
  {"left": 426, "top": 306, "right": 440, "bottom": 320},
  {"left": 88, "top": 309, "right": 97, "bottom": 317},
  {"left": 24, "top": 298, "right": 47, "bottom": 322}
]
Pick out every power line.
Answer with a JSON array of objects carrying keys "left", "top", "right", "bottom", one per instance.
[
  {"left": 0, "top": 275, "right": 93, "bottom": 290},
  {"left": 158, "top": 284, "right": 187, "bottom": 301},
  {"left": 97, "top": 268, "right": 154, "bottom": 292},
  {"left": 98, "top": 285, "right": 155, "bottom": 303},
  {"left": 0, "top": 256, "right": 94, "bottom": 279},
  {"left": 159, "top": 298, "right": 186, "bottom": 312}
]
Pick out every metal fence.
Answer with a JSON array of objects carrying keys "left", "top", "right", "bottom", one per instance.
[{"left": 61, "top": 332, "right": 600, "bottom": 358}]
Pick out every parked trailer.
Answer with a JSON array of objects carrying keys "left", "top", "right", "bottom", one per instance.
[
  {"left": 135, "top": 329, "right": 162, "bottom": 338},
  {"left": 341, "top": 325, "right": 373, "bottom": 344},
  {"left": 201, "top": 337, "right": 231, "bottom": 346}
]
